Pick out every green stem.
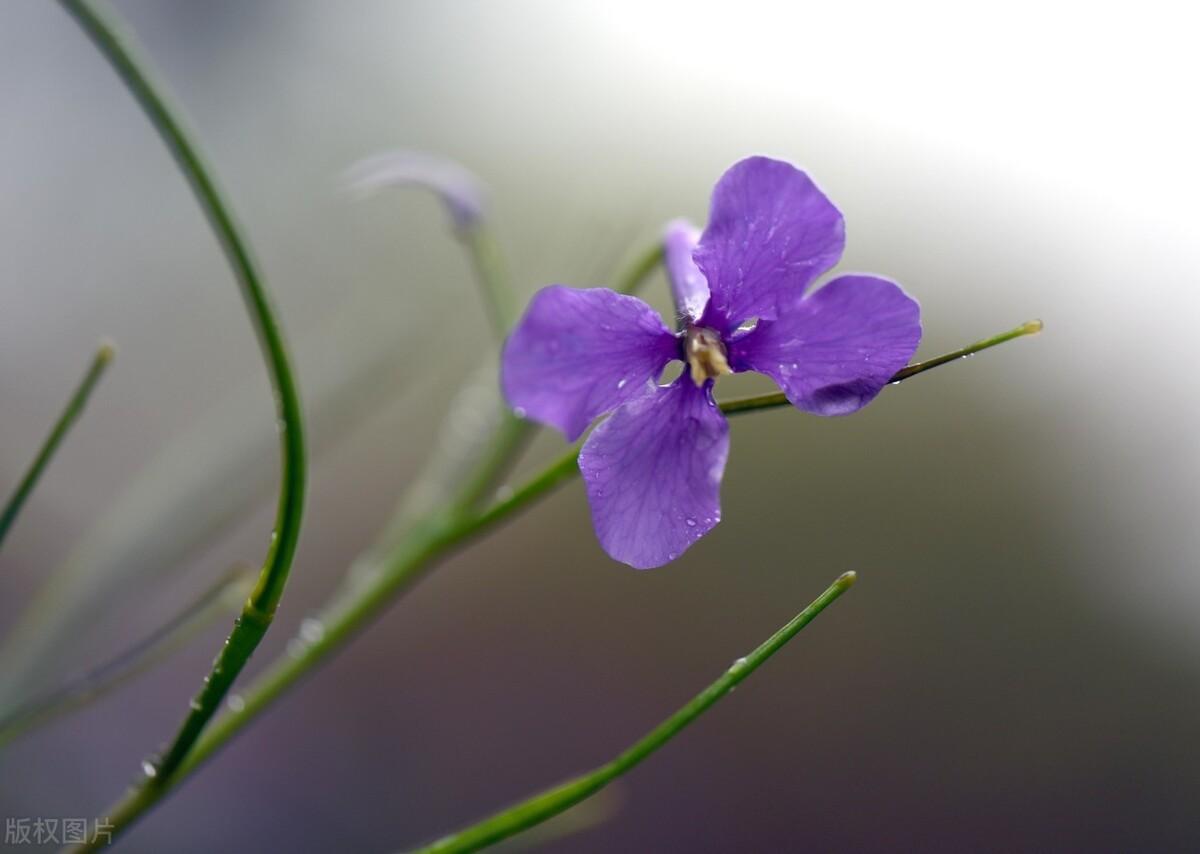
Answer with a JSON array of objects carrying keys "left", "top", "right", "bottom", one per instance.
[
  {"left": 471, "top": 445, "right": 581, "bottom": 533},
  {"left": 0, "top": 341, "right": 114, "bottom": 550},
  {"left": 414, "top": 572, "right": 857, "bottom": 853},
  {"left": 461, "top": 227, "right": 517, "bottom": 337},
  {"left": 719, "top": 318, "right": 1044, "bottom": 416},
  {"left": 77, "top": 316, "right": 1037, "bottom": 845},
  {"left": 0, "top": 565, "right": 252, "bottom": 749},
  {"left": 616, "top": 242, "right": 664, "bottom": 295},
  {"left": 180, "top": 248, "right": 668, "bottom": 767},
  {"left": 70, "top": 241, "right": 665, "bottom": 847},
  {"left": 58, "top": 0, "right": 307, "bottom": 821},
  {"left": 457, "top": 415, "right": 535, "bottom": 514},
  {"left": 891, "top": 319, "right": 1043, "bottom": 381}
]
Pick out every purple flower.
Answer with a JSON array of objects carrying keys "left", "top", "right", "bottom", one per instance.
[
  {"left": 345, "top": 150, "right": 487, "bottom": 231},
  {"left": 502, "top": 157, "right": 922, "bottom": 569}
]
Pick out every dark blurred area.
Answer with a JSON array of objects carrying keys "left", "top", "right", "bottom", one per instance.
[{"left": 2, "top": 1, "right": 1198, "bottom": 852}]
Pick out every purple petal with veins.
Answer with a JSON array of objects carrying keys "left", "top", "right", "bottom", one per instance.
[
  {"left": 501, "top": 286, "right": 680, "bottom": 441},
  {"left": 694, "top": 156, "right": 845, "bottom": 332},
  {"left": 729, "top": 274, "right": 921, "bottom": 415},
  {"left": 579, "top": 378, "right": 728, "bottom": 569},
  {"left": 498, "top": 156, "right": 923, "bottom": 569}
]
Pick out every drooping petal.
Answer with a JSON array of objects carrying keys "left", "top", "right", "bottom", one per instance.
[
  {"left": 579, "top": 378, "right": 729, "bottom": 569},
  {"left": 693, "top": 156, "right": 845, "bottom": 332},
  {"left": 663, "top": 218, "right": 709, "bottom": 323},
  {"left": 501, "top": 286, "right": 680, "bottom": 441},
  {"left": 728, "top": 274, "right": 921, "bottom": 416},
  {"left": 345, "top": 150, "right": 487, "bottom": 231}
]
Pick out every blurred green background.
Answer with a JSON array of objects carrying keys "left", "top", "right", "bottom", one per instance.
[{"left": 2, "top": 1, "right": 1198, "bottom": 851}]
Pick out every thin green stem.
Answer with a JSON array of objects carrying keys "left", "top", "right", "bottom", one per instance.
[
  {"left": 471, "top": 445, "right": 581, "bottom": 533},
  {"left": 616, "top": 242, "right": 664, "bottom": 295},
  {"left": 891, "top": 318, "right": 1043, "bottom": 382},
  {"left": 457, "top": 415, "right": 535, "bottom": 514},
  {"left": 719, "top": 318, "right": 1044, "bottom": 416},
  {"left": 461, "top": 227, "right": 517, "bottom": 337},
  {"left": 181, "top": 247, "right": 667, "bottom": 762},
  {"left": 0, "top": 565, "right": 253, "bottom": 749},
  {"left": 70, "top": 242, "right": 666, "bottom": 846},
  {"left": 58, "top": 0, "right": 307, "bottom": 831},
  {"left": 78, "top": 316, "right": 1037, "bottom": 844},
  {"left": 0, "top": 341, "right": 114, "bottom": 551},
  {"left": 413, "top": 572, "right": 857, "bottom": 853}
]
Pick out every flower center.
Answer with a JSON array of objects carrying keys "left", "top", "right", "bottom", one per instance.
[{"left": 684, "top": 325, "right": 732, "bottom": 387}]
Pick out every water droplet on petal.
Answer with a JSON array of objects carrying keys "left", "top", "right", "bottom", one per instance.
[
  {"left": 685, "top": 517, "right": 697, "bottom": 527},
  {"left": 617, "top": 378, "right": 628, "bottom": 389}
]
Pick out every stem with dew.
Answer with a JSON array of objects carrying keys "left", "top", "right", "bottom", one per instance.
[
  {"left": 79, "top": 316, "right": 1037, "bottom": 848},
  {"left": 57, "top": 0, "right": 308, "bottom": 836},
  {"left": 413, "top": 572, "right": 858, "bottom": 853}
]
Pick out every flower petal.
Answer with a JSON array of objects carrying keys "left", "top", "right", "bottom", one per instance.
[
  {"left": 345, "top": 150, "right": 487, "bottom": 231},
  {"left": 579, "top": 378, "right": 729, "bottom": 569},
  {"left": 501, "top": 286, "right": 679, "bottom": 441},
  {"left": 694, "top": 156, "right": 845, "bottom": 332},
  {"left": 663, "top": 218, "right": 709, "bottom": 323},
  {"left": 729, "top": 274, "right": 921, "bottom": 416}
]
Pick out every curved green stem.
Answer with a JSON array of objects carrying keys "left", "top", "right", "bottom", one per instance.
[
  {"left": 58, "top": 0, "right": 307, "bottom": 831},
  {"left": 76, "top": 315, "right": 1036, "bottom": 845},
  {"left": 616, "top": 242, "right": 664, "bottom": 296},
  {"left": 0, "top": 341, "right": 114, "bottom": 551},
  {"left": 413, "top": 572, "right": 857, "bottom": 853},
  {"left": 461, "top": 226, "right": 517, "bottom": 337},
  {"left": 0, "top": 565, "right": 252, "bottom": 749},
  {"left": 70, "top": 240, "right": 663, "bottom": 847}
]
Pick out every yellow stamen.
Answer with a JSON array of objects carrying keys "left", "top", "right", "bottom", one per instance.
[{"left": 685, "top": 326, "right": 732, "bottom": 386}]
